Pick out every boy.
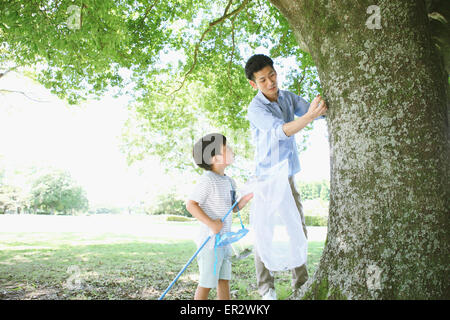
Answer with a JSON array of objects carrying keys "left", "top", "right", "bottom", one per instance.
[{"left": 186, "top": 133, "right": 253, "bottom": 300}]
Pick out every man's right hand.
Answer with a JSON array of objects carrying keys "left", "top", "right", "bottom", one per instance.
[
  {"left": 307, "top": 94, "right": 328, "bottom": 119},
  {"left": 282, "top": 94, "right": 328, "bottom": 137}
]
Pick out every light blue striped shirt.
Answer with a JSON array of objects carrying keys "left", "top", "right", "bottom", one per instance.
[
  {"left": 188, "top": 171, "right": 236, "bottom": 249},
  {"left": 247, "top": 90, "right": 323, "bottom": 177}
]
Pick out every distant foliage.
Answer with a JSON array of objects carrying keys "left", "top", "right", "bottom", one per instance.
[
  {"left": 88, "top": 206, "right": 122, "bottom": 215},
  {"left": 166, "top": 215, "right": 193, "bottom": 222},
  {"left": 0, "top": 166, "right": 89, "bottom": 215},
  {"left": 147, "top": 192, "right": 191, "bottom": 217},
  {"left": 305, "top": 215, "right": 328, "bottom": 227},
  {"left": 299, "top": 181, "right": 330, "bottom": 226},
  {"left": 298, "top": 180, "right": 330, "bottom": 201},
  {"left": 29, "top": 169, "right": 89, "bottom": 215},
  {"left": 0, "top": 184, "right": 26, "bottom": 214}
]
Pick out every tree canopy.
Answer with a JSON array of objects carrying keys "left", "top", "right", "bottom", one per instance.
[
  {"left": 1, "top": 0, "right": 321, "bottom": 172},
  {"left": 1, "top": 1, "right": 448, "bottom": 170}
]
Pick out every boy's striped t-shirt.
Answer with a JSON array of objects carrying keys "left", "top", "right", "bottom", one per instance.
[{"left": 188, "top": 171, "right": 237, "bottom": 249}]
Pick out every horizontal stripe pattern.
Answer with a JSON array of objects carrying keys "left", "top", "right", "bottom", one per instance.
[{"left": 189, "top": 171, "right": 237, "bottom": 249}]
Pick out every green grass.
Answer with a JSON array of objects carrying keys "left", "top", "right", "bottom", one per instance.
[
  {"left": 0, "top": 231, "right": 325, "bottom": 300},
  {"left": 230, "top": 241, "right": 325, "bottom": 300}
]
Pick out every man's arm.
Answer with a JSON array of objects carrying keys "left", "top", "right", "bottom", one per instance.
[
  {"left": 233, "top": 193, "right": 254, "bottom": 212},
  {"left": 282, "top": 95, "right": 328, "bottom": 137}
]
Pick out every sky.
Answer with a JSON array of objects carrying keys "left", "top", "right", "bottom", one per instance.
[{"left": 0, "top": 71, "right": 330, "bottom": 208}]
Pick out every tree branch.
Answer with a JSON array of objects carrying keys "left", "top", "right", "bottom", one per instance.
[
  {"left": 297, "top": 69, "right": 306, "bottom": 96},
  {"left": 223, "top": 0, "right": 234, "bottom": 15},
  {"left": 228, "top": 16, "right": 236, "bottom": 84},
  {"left": 227, "top": 16, "right": 241, "bottom": 100},
  {"left": 170, "top": 0, "right": 251, "bottom": 95},
  {"left": 0, "top": 89, "right": 50, "bottom": 103},
  {"left": 143, "top": 0, "right": 158, "bottom": 21},
  {"left": 0, "top": 66, "right": 19, "bottom": 79}
]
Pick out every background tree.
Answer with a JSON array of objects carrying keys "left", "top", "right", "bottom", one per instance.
[
  {"left": 0, "top": 184, "right": 21, "bottom": 214},
  {"left": 30, "top": 169, "right": 88, "bottom": 215},
  {"left": 146, "top": 191, "right": 191, "bottom": 217},
  {"left": 1, "top": 0, "right": 448, "bottom": 298},
  {"left": 319, "top": 180, "right": 329, "bottom": 201},
  {"left": 0, "top": 163, "right": 28, "bottom": 214}
]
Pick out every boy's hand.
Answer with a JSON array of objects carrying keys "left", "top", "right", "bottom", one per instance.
[
  {"left": 186, "top": 200, "right": 224, "bottom": 234},
  {"left": 209, "top": 219, "right": 224, "bottom": 234}
]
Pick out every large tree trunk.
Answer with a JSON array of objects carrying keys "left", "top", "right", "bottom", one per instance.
[{"left": 270, "top": 0, "right": 449, "bottom": 299}]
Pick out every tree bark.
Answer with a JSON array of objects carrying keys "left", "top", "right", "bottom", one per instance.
[{"left": 270, "top": 0, "right": 449, "bottom": 299}]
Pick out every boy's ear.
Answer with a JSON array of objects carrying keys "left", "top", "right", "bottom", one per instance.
[
  {"left": 211, "top": 154, "right": 219, "bottom": 164},
  {"left": 249, "top": 80, "right": 258, "bottom": 90},
  {"left": 211, "top": 154, "right": 223, "bottom": 166}
]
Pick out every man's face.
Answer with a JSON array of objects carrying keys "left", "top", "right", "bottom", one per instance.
[{"left": 249, "top": 65, "right": 278, "bottom": 101}]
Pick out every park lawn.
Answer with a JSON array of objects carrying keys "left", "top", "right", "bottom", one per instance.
[{"left": 0, "top": 231, "right": 324, "bottom": 300}]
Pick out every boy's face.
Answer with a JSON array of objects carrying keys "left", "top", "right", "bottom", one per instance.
[
  {"left": 249, "top": 65, "right": 278, "bottom": 101},
  {"left": 213, "top": 145, "right": 234, "bottom": 167}
]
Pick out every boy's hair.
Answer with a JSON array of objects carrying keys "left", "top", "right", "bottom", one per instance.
[
  {"left": 192, "top": 133, "right": 227, "bottom": 171},
  {"left": 245, "top": 54, "right": 274, "bottom": 81}
]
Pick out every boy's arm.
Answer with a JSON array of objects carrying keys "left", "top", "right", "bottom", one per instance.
[{"left": 186, "top": 200, "right": 223, "bottom": 234}]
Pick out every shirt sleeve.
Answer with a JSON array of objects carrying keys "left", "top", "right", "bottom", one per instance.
[
  {"left": 247, "top": 104, "right": 290, "bottom": 141},
  {"left": 293, "top": 94, "right": 326, "bottom": 120},
  {"left": 293, "top": 94, "right": 310, "bottom": 117},
  {"left": 188, "top": 174, "right": 211, "bottom": 205}
]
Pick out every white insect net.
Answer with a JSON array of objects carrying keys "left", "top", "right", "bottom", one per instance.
[{"left": 240, "top": 160, "right": 307, "bottom": 271}]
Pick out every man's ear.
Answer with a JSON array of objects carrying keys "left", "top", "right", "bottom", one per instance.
[{"left": 249, "top": 80, "right": 258, "bottom": 90}]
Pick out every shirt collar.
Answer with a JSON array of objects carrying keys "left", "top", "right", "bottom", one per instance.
[{"left": 257, "top": 89, "right": 283, "bottom": 104}]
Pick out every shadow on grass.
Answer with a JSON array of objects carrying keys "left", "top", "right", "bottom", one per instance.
[
  {"left": 0, "top": 236, "right": 200, "bottom": 300},
  {"left": 0, "top": 233, "right": 325, "bottom": 300}
]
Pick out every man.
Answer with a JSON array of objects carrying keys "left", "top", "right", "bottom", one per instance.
[{"left": 245, "top": 54, "right": 327, "bottom": 300}]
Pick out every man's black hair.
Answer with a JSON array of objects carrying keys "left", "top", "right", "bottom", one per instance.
[
  {"left": 192, "top": 133, "right": 227, "bottom": 171},
  {"left": 245, "top": 54, "right": 274, "bottom": 81}
]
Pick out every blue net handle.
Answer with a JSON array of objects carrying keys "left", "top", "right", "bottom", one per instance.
[{"left": 236, "top": 207, "right": 245, "bottom": 229}]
